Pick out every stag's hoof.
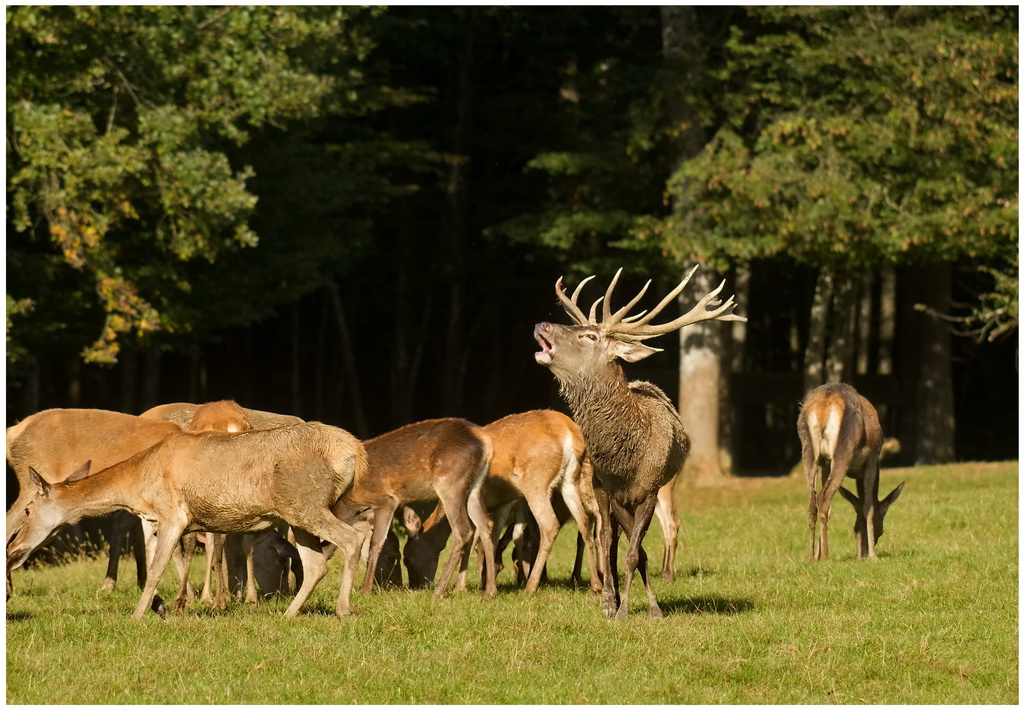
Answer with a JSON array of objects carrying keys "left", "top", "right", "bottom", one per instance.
[
  {"left": 649, "top": 605, "right": 664, "bottom": 619},
  {"left": 98, "top": 578, "right": 116, "bottom": 593},
  {"left": 614, "top": 605, "right": 629, "bottom": 621}
]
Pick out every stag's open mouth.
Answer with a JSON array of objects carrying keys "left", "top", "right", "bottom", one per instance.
[{"left": 534, "top": 329, "right": 555, "bottom": 365}]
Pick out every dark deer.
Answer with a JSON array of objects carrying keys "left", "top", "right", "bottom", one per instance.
[
  {"left": 798, "top": 383, "right": 905, "bottom": 561},
  {"left": 534, "top": 265, "right": 745, "bottom": 619}
]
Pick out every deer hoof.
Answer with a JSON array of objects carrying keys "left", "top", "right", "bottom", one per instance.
[
  {"left": 98, "top": 579, "right": 115, "bottom": 593},
  {"left": 649, "top": 605, "right": 664, "bottom": 619}
]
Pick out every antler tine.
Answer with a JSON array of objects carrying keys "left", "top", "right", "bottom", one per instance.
[
  {"left": 588, "top": 296, "right": 605, "bottom": 324},
  {"left": 627, "top": 279, "right": 747, "bottom": 339},
  {"left": 600, "top": 268, "right": 623, "bottom": 325},
  {"left": 555, "top": 275, "right": 595, "bottom": 326},
  {"left": 630, "top": 264, "right": 700, "bottom": 329}
]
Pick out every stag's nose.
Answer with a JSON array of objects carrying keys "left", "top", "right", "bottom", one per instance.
[{"left": 536, "top": 321, "right": 552, "bottom": 332}]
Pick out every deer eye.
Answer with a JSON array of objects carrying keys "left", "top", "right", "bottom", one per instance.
[{"left": 579, "top": 333, "right": 598, "bottom": 342}]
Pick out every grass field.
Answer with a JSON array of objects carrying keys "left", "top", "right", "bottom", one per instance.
[{"left": 5, "top": 461, "right": 1018, "bottom": 704}]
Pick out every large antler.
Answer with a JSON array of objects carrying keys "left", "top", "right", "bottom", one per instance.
[{"left": 555, "top": 265, "right": 747, "bottom": 342}]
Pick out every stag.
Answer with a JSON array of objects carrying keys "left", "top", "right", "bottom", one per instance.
[
  {"left": 534, "top": 264, "right": 745, "bottom": 619},
  {"left": 798, "top": 383, "right": 905, "bottom": 561}
]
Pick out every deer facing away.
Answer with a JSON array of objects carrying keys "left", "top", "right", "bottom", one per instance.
[
  {"left": 798, "top": 382, "right": 905, "bottom": 561},
  {"left": 331, "top": 418, "right": 498, "bottom": 599},
  {"left": 402, "top": 409, "right": 604, "bottom": 593},
  {"left": 6, "top": 422, "right": 367, "bottom": 619},
  {"left": 534, "top": 264, "right": 745, "bottom": 619}
]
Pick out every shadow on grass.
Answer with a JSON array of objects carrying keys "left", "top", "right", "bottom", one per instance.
[
  {"left": 6, "top": 611, "right": 33, "bottom": 622},
  {"left": 659, "top": 595, "right": 754, "bottom": 616}
]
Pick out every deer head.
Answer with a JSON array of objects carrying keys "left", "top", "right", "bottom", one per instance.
[
  {"left": 534, "top": 264, "right": 746, "bottom": 380},
  {"left": 6, "top": 461, "right": 91, "bottom": 572},
  {"left": 838, "top": 481, "right": 906, "bottom": 557}
]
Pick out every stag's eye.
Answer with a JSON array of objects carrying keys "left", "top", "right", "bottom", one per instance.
[{"left": 579, "top": 333, "right": 598, "bottom": 342}]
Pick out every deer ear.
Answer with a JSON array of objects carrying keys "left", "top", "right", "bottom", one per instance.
[
  {"left": 65, "top": 460, "right": 91, "bottom": 485},
  {"left": 878, "top": 481, "right": 905, "bottom": 516},
  {"left": 610, "top": 339, "right": 661, "bottom": 363},
  {"left": 28, "top": 468, "right": 52, "bottom": 499},
  {"left": 838, "top": 486, "right": 860, "bottom": 508},
  {"left": 403, "top": 507, "right": 421, "bottom": 537}
]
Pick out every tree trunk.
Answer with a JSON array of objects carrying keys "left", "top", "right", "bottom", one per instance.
[
  {"left": 662, "top": 6, "right": 725, "bottom": 484},
  {"left": 290, "top": 301, "right": 302, "bottom": 417},
  {"left": 440, "top": 11, "right": 475, "bottom": 416},
  {"left": 856, "top": 274, "right": 873, "bottom": 375},
  {"left": 803, "top": 266, "right": 835, "bottom": 394},
  {"left": 679, "top": 267, "right": 726, "bottom": 484},
  {"left": 825, "top": 271, "right": 857, "bottom": 383},
  {"left": 327, "top": 284, "right": 369, "bottom": 439},
  {"left": 914, "top": 262, "right": 956, "bottom": 464}
]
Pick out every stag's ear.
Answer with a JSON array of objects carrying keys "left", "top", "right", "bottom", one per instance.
[
  {"left": 878, "top": 481, "right": 905, "bottom": 517},
  {"left": 65, "top": 460, "right": 91, "bottom": 485},
  {"left": 28, "top": 468, "right": 52, "bottom": 499},
  {"left": 403, "top": 507, "right": 422, "bottom": 537},
  {"left": 609, "top": 339, "right": 661, "bottom": 363},
  {"left": 838, "top": 486, "right": 860, "bottom": 508}
]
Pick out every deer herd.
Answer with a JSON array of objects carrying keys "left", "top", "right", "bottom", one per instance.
[{"left": 5, "top": 265, "right": 905, "bottom": 622}]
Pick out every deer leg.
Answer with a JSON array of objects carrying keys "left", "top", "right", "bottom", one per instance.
[
  {"left": 169, "top": 539, "right": 195, "bottom": 601},
  {"left": 863, "top": 455, "right": 881, "bottom": 559},
  {"left": 101, "top": 511, "right": 124, "bottom": 591},
  {"left": 560, "top": 484, "right": 601, "bottom": 593},
  {"left": 200, "top": 533, "right": 214, "bottom": 602},
  {"left": 596, "top": 489, "right": 618, "bottom": 618},
  {"left": 214, "top": 534, "right": 229, "bottom": 610},
  {"left": 243, "top": 534, "right": 258, "bottom": 603},
  {"left": 133, "top": 517, "right": 186, "bottom": 620},
  {"left": 804, "top": 445, "right": 821, "bottom": 562},
  {"left": 286, "top": 529, "right": 329, "bottom": 617},
  {"left": 138, "top": 519, "right": 167, "bottom": 614},
  {"left": 466, "top": 486, "right": 497, "bottom": 598},
  {"left": 613, "top": 494, "right": 659, "bottom": 620},
  {"left": 360, "top": 504, "right": 399, "bottom": 595},
  {"left": 655, "top": 478, "right": 678, "bottom": 582},
  {"left": 296, "top": 513, "right": 366, "bottom": 616},
  {"left": 174, "top": 533, "right": 198, "bottom": 613},
  {"left": 433, "top": 499, "right": 474, "bottom": 598},
  {"left": 522, "top": 492, "right": 560, "bottom": 594}
]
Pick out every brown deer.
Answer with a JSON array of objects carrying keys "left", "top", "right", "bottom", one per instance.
[
  {"left": 798, "top": 383, "right": 905, "bottom": 561},
  {"left": 331, "top": 418, "right": 498, "bottom": 599},
  {"left": 534, "top": 265, "right": 745, "bottom": 619},
  {"left": 5, "top": 409, "right": 184, "bottom": 597},
  {"left": 6, "top": 422, "right": 367, "bottom": 619},
  {"left": 402, "top": 409, "right": 604, "bottom": 593}
]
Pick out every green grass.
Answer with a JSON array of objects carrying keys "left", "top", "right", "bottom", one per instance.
[{"left": 6, "top": 461, "right": 1018, "bottom": 704}]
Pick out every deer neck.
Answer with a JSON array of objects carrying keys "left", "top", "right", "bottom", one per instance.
[
  {"left": 556, "top": 362, "right": 644, "bottom": 432},
  {"left": 57, "top": 461, "right": 144, "bottom": 525}
]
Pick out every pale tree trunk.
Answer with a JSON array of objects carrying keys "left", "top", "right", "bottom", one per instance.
[
  {"left": 915, "top": 262, "right": 956, "bottom": 464},
  {"left": 825, "top": 272, "right": 857, "bottom": 383},
  {"left": 877, "top": 268, "right": 897, "bottom": 376},
  {"left": 662, "top": 6, "right": 727, "bottom": 485},
  {"left": 803, "top": 266, "right": 835, "bottom": 394},
  {"left": 679, "top": 267, "right": 726, "bottom": 484},
  {"left": 856, "top": 274, "right": 873, "bottom": 375}
]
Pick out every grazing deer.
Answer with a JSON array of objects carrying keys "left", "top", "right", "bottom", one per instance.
[
  {"left": 5, "top": 409, "right": 184, "bottom": 597},
  {"left": 402, "top": 410, "right": 603, "bottom": 593},
  {"left": 534, "top": 265, "right": 745, "bottom": 619},
  {"left": 6, "top": 422, "right": 367, "bottom": 619},
  {"left": 331, "top": 418, "right": 498, "bottom": 599},
  {"left": 141, "top": 400, "right": 304, "bottom": 608},
  {"left": 798, "top": 383, "right": 905, "bottom": 561}
]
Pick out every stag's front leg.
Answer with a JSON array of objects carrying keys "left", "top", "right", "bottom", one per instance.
[
  {"left": 595, "top": 487, "right": 618, "bottom": 617},
  {"left": 612, "top": 495, "right": 659, "bottom": 620},
  {"left": 466, "top": 486, "right": 497, "bottom": 598},
  {"left": 862, "top": 455, "right": 881, "bottom": 559},
  {"left": 173, "top": 532, "right": 198, "bottom": 612}
]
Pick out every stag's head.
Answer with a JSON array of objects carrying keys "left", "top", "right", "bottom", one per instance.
[
  {"left": 839, "top": 481, "right": 906, "bottom": 555},
  {"left": 6, "top": 462, "right": 90, "bottom": 574},
  {"left": 535, "top": 265, "right": 747, "bottom": 381}
]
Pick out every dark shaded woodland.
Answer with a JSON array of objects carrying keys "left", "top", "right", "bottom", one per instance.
[{"left": 6, "top": 7, "right": 1018, "bottom": 509}]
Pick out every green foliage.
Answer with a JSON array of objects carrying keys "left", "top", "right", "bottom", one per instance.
[
  {"left": 663, "top": 6, "right": 1018, "bottom": 274},
  {"left": 5, "top": 6, "right": 391, "bottom": 364},
  {"left": 6, "top": 462, "right": 1017, "bottom": 704}
]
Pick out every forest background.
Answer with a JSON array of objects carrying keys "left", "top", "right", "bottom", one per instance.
[{"left": 5, "top": 6, "right": 1018, "bottom": 498}]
